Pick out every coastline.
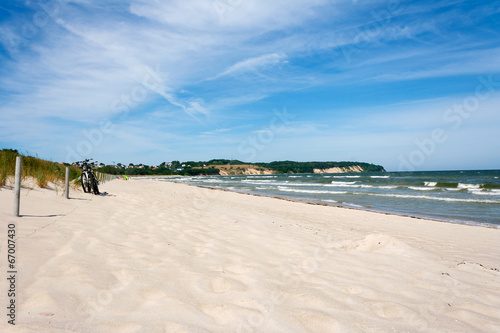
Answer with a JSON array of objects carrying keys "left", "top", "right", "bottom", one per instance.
[
  {"left": 153, "top": 176, "right": 500, "bottom": 229},
  {"left": 183, "top": 182, "right": 474, "bottom": 225},
  {"left": 1, "top": 179, "right": 499, "bottom": 332}
]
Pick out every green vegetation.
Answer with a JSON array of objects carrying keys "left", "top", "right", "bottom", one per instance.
[
  {"left": 205, "top": 159, "right": 246, "bottom": 166},
  {"left": 97, "top": 159, "right": 384, "bottom": 176},
  {"left": 182, "top": 167, "right": 220, "bottom": 176},
  {"left": 0, "top": 149, "right": 81, "bottom": 188},
  {"left": 256, "top": 161, "right": 385, "bottom": 174}
]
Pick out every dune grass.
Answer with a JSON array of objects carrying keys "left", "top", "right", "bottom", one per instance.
[{"left": 0, "top": 149, "right": 81, "bottom": 188}]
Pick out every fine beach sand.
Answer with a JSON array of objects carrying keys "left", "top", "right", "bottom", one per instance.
[{"left": 1, "top": 179, "right": 499, "bottom": 332}]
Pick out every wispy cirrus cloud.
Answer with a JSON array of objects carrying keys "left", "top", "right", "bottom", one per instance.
[{"left": 209, "top": 53, "right": 287, "bottom": 80}]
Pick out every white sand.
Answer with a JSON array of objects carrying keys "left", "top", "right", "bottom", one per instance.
[{"left": 1, "top": 179, "right": 499, "bottom": 332}]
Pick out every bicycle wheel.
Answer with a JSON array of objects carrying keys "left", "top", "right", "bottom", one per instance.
[
  {"left": 81, "top": 173, "right": 89, "bottom": 193},
  {"left": 91, "top": 176, "right": 100, "bottom": 195}
]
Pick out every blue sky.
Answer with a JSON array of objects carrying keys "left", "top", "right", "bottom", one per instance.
[{"left": 0, "top": 0, "right": 499, "bottom": 171}]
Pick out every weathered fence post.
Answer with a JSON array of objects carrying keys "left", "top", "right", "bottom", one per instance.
[
  {"left": 65, "top": 167, "right": 70, "bottom": 199},
  {"left": 13, "top": 156, "right": 22, "bottom": 217}
]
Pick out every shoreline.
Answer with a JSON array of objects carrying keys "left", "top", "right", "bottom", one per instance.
[{"left": 147, "top": 178, "right": 500, "bottom": 229}]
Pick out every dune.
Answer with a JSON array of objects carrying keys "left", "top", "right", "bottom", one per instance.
[{"left": 0, "top": 178, "right": 499, "bottom": 332}]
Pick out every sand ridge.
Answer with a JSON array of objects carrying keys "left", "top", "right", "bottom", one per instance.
[{"left": 0, "top": 179, "right": 499, "bottom": 332}]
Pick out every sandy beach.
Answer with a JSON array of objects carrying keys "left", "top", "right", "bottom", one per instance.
[{"left": 1, "top": 178, "right": 499, "bottom": 332}]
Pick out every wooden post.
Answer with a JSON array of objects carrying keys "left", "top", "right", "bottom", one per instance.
[
  {"left": 65, "top": 167, "right": 70, "bottom": 199},
  {"left": 13, "top": 156, "right": 22, "bottom": 217}
]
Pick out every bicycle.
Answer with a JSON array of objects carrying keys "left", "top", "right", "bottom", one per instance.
[{"left": 76, "top": 159, "right": 100, "bottom": 195}]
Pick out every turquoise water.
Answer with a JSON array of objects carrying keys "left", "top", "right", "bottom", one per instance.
[{"left": 155, "top": 170, "right": 500, "bottom": 227}]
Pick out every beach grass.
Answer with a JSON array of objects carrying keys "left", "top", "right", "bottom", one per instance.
[{"left": 0, "top": 149, "right": 81, "bottom": 188}]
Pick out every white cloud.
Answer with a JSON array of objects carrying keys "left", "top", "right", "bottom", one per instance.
[
  {"left": 201, "top": 128, "right": 232, "bottom": 136},
  {"left": 212, "top": 53, "right": 287, "bottom": 79},
  {"left": 129, "top": 0, "right": 329, "bottom": 31}
]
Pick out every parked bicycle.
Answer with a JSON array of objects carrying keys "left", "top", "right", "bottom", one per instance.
[{"left": 76, "top": 159, "right": 100, "bottom": 195}]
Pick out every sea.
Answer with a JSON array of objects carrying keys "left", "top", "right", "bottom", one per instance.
[{"left": 153, "top": 170, "right": 500, "bottom": 228}]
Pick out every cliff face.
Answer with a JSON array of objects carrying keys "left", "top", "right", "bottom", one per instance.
[
  {"left": 213, "top": 165, "right": 274, "bottom": 176},
  {"left": 205, "top": 162, "right": 384, "bottom": 175},
  {"left": 313, "top": 165, "right": 366, "bottom": 173},
  {"left": 219, "top": 169, "right": 274, "bottom": 176}
]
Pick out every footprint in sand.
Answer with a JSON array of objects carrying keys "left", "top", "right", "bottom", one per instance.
[
  {"left": 55, "top": 244, "right": 73, "bottom": 256},
  {"left": 292, "top": 310, "right": 351, "bottom": 333},
  {"left": 371, "top": 301, "right": 422, "bottom": 324},
  {"left": 210, "top": 276, "right": 248, "bottom": 293},
  {"left": 333, "top": 233, "right": 419, "bottom": 257},
  {"left": 193, "top": 242, "right": 215, "bottom": 257}
]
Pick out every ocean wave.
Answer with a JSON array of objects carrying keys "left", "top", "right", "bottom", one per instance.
[
  {"left": 370, "top": 176, "right": 389, "bottom": 179},
  {"left": 344, "top": 203, "right": 365, "bottom": 209},
  {"left": 257, "top": 182, "right": 312, "bottom": 187},
  {"left": 173, "top": 178, "right": 195, "bottom": 182},
  {"left": 409, "top": 186, "right": 439, "bottom": 191},
  {"left": 481, "top": 183, "right": 500, "bottom": 189},
  {"left": 329, "top": 181, "right": 357, "bottom": 186},
  {"left": 277, "top": 187, "right": 347, "bottom": 194},
  {"left": 325, "top": 184, "right": 361, "bottom": 188},
  {"left": 325, "top": 182, "right": 396, "bottom": 189},
  {"left": 323, "top": 199, "right": 364, "bottom": 208},
  {"left": 322, "top": 199, "right": 338, "bottom": 203},
  {"left": 458, "top": 183, "right": 481, "bottom": 190},
  {"left": 425, "top": 181, "right": 468, "bottom": 189},
  {"left": 321, "top": 200, "right": 366, "bottom": 209},
  {"left": 199, "top": 179, "right": 231, "bottom": 183},
  {"left": 435, "top": 182, "right": 458, "bottom": 188},
  {"left": 241, "top": 179, "right": 285, "bottom": 184},
  {"left": 470, "top": 190, "right": 500, "bottom": 196},
  {"left": 364, "top": 193, "right": 500, "bottom": 204},
  {"left": 333, "top": 175, "right": 361, "bottom": 178}
]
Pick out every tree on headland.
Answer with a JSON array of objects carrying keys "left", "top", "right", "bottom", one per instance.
[
  {"left": 95, "top": 159, "right": 384, "bottom": 176},
  {"left": 255, "top": 161, "right": 385, "bottom": 173}
]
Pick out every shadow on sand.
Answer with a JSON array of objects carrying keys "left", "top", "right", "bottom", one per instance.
[{"left": 20, "top": 214, "right": 66, "bottom": 218}]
